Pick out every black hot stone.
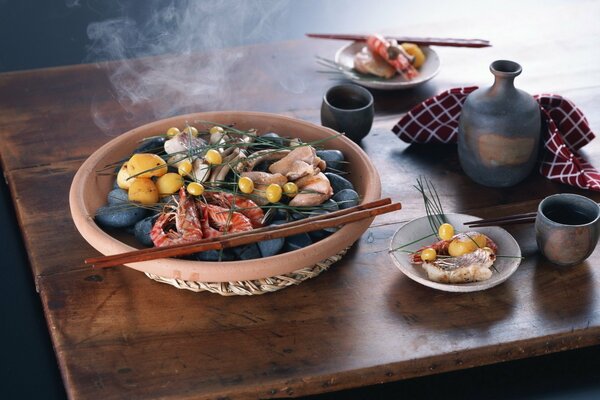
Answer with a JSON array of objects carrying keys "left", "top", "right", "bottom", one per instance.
[
  {"left": 324, "top": 172, "right": 354, "bottom": 194},
  {"left": 107, "top": 188, "right": 129, "bottom": 206},
  {"left": 133, "top": 137, "right": 166, "bottom": 154},
  {"left": 308, "top": 229, "right": 333, "bottom": 242},
  {"left": 320, "top": 199, "right": 340, "bottom": 212},
  {"left": 95, "top": 204, "right": 148, "bottom": 228},
  {"left": 260, "top": 132, "right": 285, "bottom": 147},
  {"left": 333, "top": 189, "right": 359, "bottom": 210},
  {"left": 194, "top": 249, "right": 236, "bottom": 261},
  {"left": 133, "top": 215, "right": 158, "bottom": 247},
  {"left": 283, "top": 232, "right": 312, "bottom": 252},
  {"left": 316, "top": 150, "right": 345, "bottom": 172},
  {"left": 257, "top": 220, "right": 286, "bottom": 257},
  {"left": 232, "top": 243, "right": 262, "bottom": 260}
]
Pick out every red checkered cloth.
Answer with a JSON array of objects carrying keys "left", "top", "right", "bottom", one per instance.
[{"left": 392, "top": 87, "right": 600, "bottom": 191}]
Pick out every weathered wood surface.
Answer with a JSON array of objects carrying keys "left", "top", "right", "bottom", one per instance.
[{"left": 2, "top": 2, "right": 600, "bottom": 398}]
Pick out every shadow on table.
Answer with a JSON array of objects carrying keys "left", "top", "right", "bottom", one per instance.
[
  {"left": 532, "top": 257, "right": 595, "bottom": 323},
  {"left": 384, "top": 274, "right": 517, "bottom": 331}
]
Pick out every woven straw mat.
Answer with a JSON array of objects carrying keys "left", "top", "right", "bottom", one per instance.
[{"left": 145, "top": 247, "right": 349, "bottom": 296}]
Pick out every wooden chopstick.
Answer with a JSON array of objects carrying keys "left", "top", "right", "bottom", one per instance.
[
  {"left": 306, "top": 33, "right": 491, "bottom": 48},
  {"left": 86, "top": 198, "right": 399, "bottom": 268},
  {"left": 87, "top": 197, "right": 392, "bottom": 266},
  {"left": 464, "top": 211, "right": 537, "bottom": 228}
]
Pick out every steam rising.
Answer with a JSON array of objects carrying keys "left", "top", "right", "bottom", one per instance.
[
  {"left": 86, "top": 0, "right": 290, "bottom": 132},
  {"left": 65, "top": 0, "right": 80, "bottom": 8}
]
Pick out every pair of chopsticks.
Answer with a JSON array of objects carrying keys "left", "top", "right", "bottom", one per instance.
[
  {"left": 85, "top": 198, "right": 401, "bottom": 269},
  {"left": 464, "top": 212, "right": 536, "bottom": 228},
  {"left": 306, "top": 33, "right": 491, "bottom": 48}
]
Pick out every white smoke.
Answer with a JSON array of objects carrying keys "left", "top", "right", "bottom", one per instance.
[
  {"left": 86, "top": 0, "right": 291, "bottom": 132},
  {"left": 65, "top": 0, "right": 81, "bottom": 8}
]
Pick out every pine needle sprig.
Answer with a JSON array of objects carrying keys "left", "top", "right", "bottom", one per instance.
[{"left": 414, "top": 177, "right": 447, "bottom": 236}]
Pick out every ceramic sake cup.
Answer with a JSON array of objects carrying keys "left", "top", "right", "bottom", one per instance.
[
  {"left": 320, "top": 84, "right": 374, "bottom": 143},
  {"left": 535, "top": 193, "right": 600, "bottom": 266}
]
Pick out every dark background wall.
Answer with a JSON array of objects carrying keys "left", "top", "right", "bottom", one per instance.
[
  {"left": 0, "top": 0, "right": 396, "bottom": 73},
  {"left": 1, "top": 1, "right": 599, "bottom": 399},
  {"left": 1, "top": 0, "right": 119, "bottom": 72}
]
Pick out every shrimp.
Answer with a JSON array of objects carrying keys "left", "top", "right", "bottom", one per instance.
[
  {"left": 150, "top": 188, "right": 203, "bottom": 247},
  {"left": 366, "top": 34, "right": 419, "bottom": 80},
  {"left": 410, "top": 238, "right": 452, "bottom": 264},
  {"left": 204, "top": 191, "right": 265, "bottom": 228},
  {"left": 199, "top": 204, "right": 222, "bottom": 239},
  {"left": 204, "top": 204, "right": 254, "bottom": 234},
  {"left": 354, "top": 46, "right": 396, "bottom": 79}
]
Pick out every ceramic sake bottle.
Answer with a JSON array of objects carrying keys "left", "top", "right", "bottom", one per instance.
[{"left": 457, "top": 60, "right": 541, "bottom": 187}]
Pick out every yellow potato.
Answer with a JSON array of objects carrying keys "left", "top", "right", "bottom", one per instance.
[
  {"left": 448, "top": 240, "right": 475, "bottom": 257},
  {"left": 472, "top": 234, "right": 488, "bottom": 249},
  {"left": 128, "top": 178, "right": 159, "bottom": 204},
  {"left": 116, "top": 163, "right": 132, "bottom": 189},
  {"left": 401, "top": 43, "right": 426, "bottom": 68},
  {"left": 447, "top": 233, "right": 487, "bottom": 257},
  {"left": 155, "top": 173, "right": 184, "bottom": 195},
  {"left": 127, "top": 153, "right": 167, "bottom": 178},
  {"left": 437, "top": 223, "right": 454, "bottom": 241}
]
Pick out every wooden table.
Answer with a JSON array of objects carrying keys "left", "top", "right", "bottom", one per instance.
[{"left": 2, "top": 2, "right": 600, "bottom": 398}]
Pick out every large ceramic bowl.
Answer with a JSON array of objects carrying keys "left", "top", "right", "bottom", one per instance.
[{"left": 70, "top": 111, "right": 381, "bottom": 282}]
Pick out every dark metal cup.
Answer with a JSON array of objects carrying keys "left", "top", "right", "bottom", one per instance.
[
  {"left": 320, "top": 84, "right": 374, "bottom": 143},
  {"left": 535, "top": 194, "right": 600, "bottom": 266}
]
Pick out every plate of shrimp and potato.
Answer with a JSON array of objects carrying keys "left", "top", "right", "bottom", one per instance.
[
  {"left": 389, "top": 213, "right": 522, "bottom": 292},
  {"left": 334, "top": 34, "right": 441, "bottom": 90}
]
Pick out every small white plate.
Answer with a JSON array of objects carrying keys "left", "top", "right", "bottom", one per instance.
[
  {"left": 389, "top": 213, "right": 522, "bottom": 292},
  {"left": 334, "top": 41, "right": 440, "bottom": 90}
]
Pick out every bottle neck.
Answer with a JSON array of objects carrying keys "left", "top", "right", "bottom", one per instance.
[
  {"left": 490, "top": 75, "right": 516, "bottom": 95},
  {"left": 488, "top": 60, "right": 521, "bottom": 96}
]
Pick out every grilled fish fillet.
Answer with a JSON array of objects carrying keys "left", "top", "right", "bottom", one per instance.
[{"left": 421, "top": 248, "right": 495, "bottom": 283}]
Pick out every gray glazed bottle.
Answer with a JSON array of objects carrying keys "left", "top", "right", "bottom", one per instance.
[{"left": 458, "top": 60, "right": 541, "bottom": 187}]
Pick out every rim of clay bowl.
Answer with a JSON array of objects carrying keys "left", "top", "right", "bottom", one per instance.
[{"left": 70, "top": 111, "right": 381, "bottom": 282}]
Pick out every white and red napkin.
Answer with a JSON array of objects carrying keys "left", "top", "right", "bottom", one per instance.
[{"left": 392, "top": 86, "right": 600, "bottom": 191}]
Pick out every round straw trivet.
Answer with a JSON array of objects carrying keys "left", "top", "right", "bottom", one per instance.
[{"left": 145, "top": 247, "right": 349, "bottom": 296}]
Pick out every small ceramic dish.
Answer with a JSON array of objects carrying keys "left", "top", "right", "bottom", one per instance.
[
  {"left": 70, "top": 111, "right": 381, "bottom": 283},
  {"left": 389, "top": 213, "right": 521, "bottom": 292},
  {"left": 334, "top": 41, "right": 440, "bottom": 90}
]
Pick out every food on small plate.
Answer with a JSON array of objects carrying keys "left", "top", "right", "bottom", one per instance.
[
  {"left": 352, "top": 34, "right": 423, "bottom": 80},
  {"left": 410, "top": 225, "right": 499, "bottom": 284},
  {"left": 353, "top": 47, "right": 396, "bottom": 79},
  {"left": 421, "top": 248, "right": 496, "bottom": 284},
  {"left": 400, "top": 43, "right": 425, "bottom": 68}
]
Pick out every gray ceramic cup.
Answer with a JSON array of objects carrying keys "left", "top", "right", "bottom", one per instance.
[
  {"left": 535, "top": 193, "right": 600, "bottom": 266},
  {"left": 320, "top": 84, "right": 374, "bottom": 143}
]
